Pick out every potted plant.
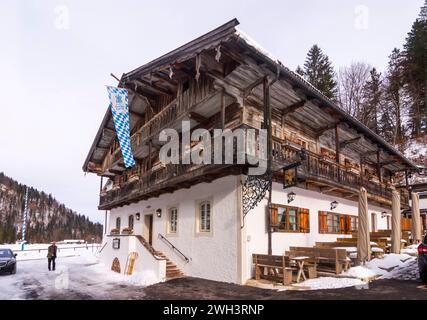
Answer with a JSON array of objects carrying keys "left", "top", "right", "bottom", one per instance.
[
  {"left": 110, "top": 228, "right": 120, "bottom": 235},
  {"left": 121, "top": 227, "right": 134, "bottom": 235}
]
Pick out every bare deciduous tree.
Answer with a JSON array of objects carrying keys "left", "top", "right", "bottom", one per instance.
[{"left": 337, "top": 62, "right": 372, "bottom": 120}]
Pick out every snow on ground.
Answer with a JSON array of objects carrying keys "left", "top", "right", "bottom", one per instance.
[
  {"left": 292, "top": 277, "right": 366, "bottom": 291},
  {"left": 0, "top": 243, "right": 100, "bottom": 261},
  {"left": 401, "top": 244, "right": 419, "bottom": 256},
  {"left": 344, "top": 266, "right": 377, "bottom": 280},
  {"left": 0, "top": 244, "right": 148, "bottom": 300},
  {"left": 294, "top": 253, "right": 419, "bottom": 291}
]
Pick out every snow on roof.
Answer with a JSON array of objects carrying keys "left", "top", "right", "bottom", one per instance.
[{"left": 234, "top": 27, "right": 281, "bottom": 65}]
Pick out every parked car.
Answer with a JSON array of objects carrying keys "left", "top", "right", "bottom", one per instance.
[
  {"left": 418, "top": 235, "right": 427, "bottom": 283},
  {"left": 0, "top": 249, "right": 17, "bottom": 275}
]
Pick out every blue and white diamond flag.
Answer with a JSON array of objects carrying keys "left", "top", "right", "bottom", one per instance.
[{"left": 106, "top": 86, "right": 136, "bottom": 168}]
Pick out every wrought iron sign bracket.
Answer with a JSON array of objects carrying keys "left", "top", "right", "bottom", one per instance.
[{"left": 241, "top": 173, "right": 272, "bottom": 220}]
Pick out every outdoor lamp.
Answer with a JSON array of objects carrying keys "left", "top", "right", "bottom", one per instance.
[
  {"left": 156, "top": 209, "right": 162, "bottom": 218},
  {"left": 135, "top": 213, "right": 140, "bottom": 221},
  {"left": 381, "top": 211, "right": 388, "bottom": 218},
  {"left": 287, "top": 192, "right": 296, "bottom": 203},
  {"left": 330, "top": 201, "right": 338, "bottom": 211}
]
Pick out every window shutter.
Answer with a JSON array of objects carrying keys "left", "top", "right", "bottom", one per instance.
[
  {"left": 271, "top": 205, "right": 278, "bottom": 226},
  {"left": 346, "top": 215, "right": 352, "bottom": 234},
  {"left": 319, "top": 211, "right": 327, "bottom": 233},
  {"left": 339, "top": 215, "right": 346, "bottom": 234},
  {"left": 299, "top": 208, "right": 310, "bottom": 233}
]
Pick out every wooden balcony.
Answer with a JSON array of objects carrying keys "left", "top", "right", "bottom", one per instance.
[
  {"left": 272, "top": 143, "right": 410, "bottom": 207},
  {"left": 100, "top": 133, "right": 410, "bottom": 210}
]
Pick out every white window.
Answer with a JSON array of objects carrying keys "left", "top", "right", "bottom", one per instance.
[
  {"left": 199, "top": 201, "right": 211, "bottom": 232},
  {"left": 168, "top": 208, "right": 178, "bottom": 234}
]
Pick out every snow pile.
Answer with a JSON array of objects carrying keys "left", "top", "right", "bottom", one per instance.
[
  {"left": 343, "top": 253, "right": 417, "bottom": 281},
  {"left": 344, "top": 266, "right": 377, "bottom": 280},
  {"left": 365, "top": 253, "right": 414, "bottom": 276},
  {"left": 296, "top": 253, "right": 418, "bottom": 290},
  {"left": 379, "top": 257, "right": 419, "bottom": 281},
  {"left": 293, "top": 277, "right": 366, "bottom": 290},
  {"left": 401, "top": 244, "right": 419, "bottom": 256}
]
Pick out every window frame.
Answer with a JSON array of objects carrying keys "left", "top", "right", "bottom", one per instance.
[
  {"left": 319, "top": 211, "right": 358, "bottom": 235},
  {"left": 167, "top": 207, "right": 178, "bottom": 235},
  {"left": 271, "top": 204, "right": 310, "bottom": 233},
  {"left": 128, "top": 215, "right": 134, "bottom": 230},
  {"left": 196, "top": 200, "right": 213, "bottom": 235},
  {"left": 115, "top": 217, "right": 121, "bottom": 230}
]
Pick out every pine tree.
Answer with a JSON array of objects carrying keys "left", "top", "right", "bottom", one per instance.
[
  {"left": 362, "top": 68, "right": 382, "bottom": 133},
  {"left": 381, "top": 48, "right": 408, "bottom": 146},
  {"left": 402, "top": 2, "right": 427, "bottom": 137},
  {"left": 302, "top": 45, "right": 338, "bottom": 100}
]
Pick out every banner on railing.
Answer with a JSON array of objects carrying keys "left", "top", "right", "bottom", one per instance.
[{"left": 106, "top": 86, "right": 136, "bottom": 168}]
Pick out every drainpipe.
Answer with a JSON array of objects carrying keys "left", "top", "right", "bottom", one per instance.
[{"left": 263, "top": 77, "right": 273, "bottom": 256}]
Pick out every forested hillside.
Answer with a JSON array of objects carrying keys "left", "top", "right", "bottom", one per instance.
[{"left": 0, "top": 172, "right": 102, "bottom": 244}]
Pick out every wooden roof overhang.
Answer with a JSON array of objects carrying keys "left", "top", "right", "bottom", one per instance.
[{"left": 83, "top": 18, "right": 418, "bottom": 176}]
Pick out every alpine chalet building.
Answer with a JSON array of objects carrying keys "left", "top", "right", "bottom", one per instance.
[{"left": 83, "top": 19, "right": 418, "bottom": 285}]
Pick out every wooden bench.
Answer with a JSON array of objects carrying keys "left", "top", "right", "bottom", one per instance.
[
  {"left": 289, "top": 247, "right": 349, "bottom": 274},
  {"left": 252, "top": 254, "right": 294, "bottom": 285},
  {"left": 315, "top": 241, "right": 357, "bottom": 248}
]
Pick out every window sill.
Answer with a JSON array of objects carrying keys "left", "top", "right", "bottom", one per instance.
[{"left": 273, "top": 229, "right": 309, "bottom": 234}]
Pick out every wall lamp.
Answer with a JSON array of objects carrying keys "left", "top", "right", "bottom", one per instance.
[
  {"left": 135, "top": 213, "right": 140, "bottom": 221},
  {"left": 330, "top": 201, "right": 338, "bottom": 211},
  {"left": 287, "top": 192, "right": 296, "bottom": 203},
  {"left": 381, "top": 211, "right": 390, "bottom": 219},
  {"left": 156, "top": 209, "right": 162, "bottom": 218}
]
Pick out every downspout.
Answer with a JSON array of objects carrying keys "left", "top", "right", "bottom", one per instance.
[{"left": 236, "top": 175, "right": 246, "bottom": 284}]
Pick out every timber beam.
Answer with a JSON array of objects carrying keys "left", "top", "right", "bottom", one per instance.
[
  {"left": 189, "top": 112, "right": 209, "bottom": 124},
  {"left": 108, "top": 169, "right": 123, "bottom": 175},
  {"left": 244, "top": 76, "right": 266, "bottom": 97},
  {"left": 316, "top": 123, "right": 339, "bottom": 138},
  {"left": 134, "top": 79, "right": 174, "bottom": 97},
  {"left": 282, "top": 99, "right": 307, "bottom": 116},
  {"left": 339, "top": 136, "right": 362, "bottom": 149}
]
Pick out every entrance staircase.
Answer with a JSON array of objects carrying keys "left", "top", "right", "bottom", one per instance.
[{"left": 135, "top": 235, "right": 184, "bottom": 279}]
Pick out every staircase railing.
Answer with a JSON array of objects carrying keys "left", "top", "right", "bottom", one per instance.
[
  {"left": 135, "top": 235, "right": 167, "bottom": 261},
  {"left": 96, "top": 241, "right": 108, "bottom": 255},
  {"left": 158, "top": 233, "right": 190, "bottom": 263}
]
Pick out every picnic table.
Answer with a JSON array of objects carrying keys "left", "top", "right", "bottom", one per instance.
[{"left": 290, "top": 256, "right": 311, "bottom": 283}]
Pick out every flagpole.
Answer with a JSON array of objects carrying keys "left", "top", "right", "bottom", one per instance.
[{"left": 21, "top": 187, "right": 29, "bottom": 251}]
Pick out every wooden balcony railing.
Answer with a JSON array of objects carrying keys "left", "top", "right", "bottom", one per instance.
[
  {"left": 109, "top": 76, "right": 216, "bottom": 166},
  {"left": 101, "top": 134, "right": 410, "bottom": 208},
  {"left": 273, "top": 142, "right": 409, "bottom": 205}
]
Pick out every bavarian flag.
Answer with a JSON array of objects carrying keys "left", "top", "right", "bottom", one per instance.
[{"left": 106, "top": 86, "right": 136, "bottom": 168}]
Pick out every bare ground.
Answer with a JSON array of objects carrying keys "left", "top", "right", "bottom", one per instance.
[{"left": 142, "top": 277, "right": 427, "bottom": 300}]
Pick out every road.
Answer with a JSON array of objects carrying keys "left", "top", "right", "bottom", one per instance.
[{"left": 1, "top": 255, "right": 427, "bottom": 300}]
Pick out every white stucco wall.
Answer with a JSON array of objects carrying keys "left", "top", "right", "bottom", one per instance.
[
  {"left": 242, "top": 181, "right": 392, "bottom": 282},
  {"left": 101, "top": 174, "right": 395, "bottom": 285},
  {"left": 106, "top": 175, "right": 240, "bottom": 284},
  {"left": 99, "top": 235, "right": 166, "bottom": 285}
]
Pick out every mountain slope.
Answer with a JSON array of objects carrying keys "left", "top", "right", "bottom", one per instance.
[{"left": 0, "top": 172, "right": 102, "bottom": 244}]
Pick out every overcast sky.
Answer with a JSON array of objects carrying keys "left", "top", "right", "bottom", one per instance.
[{"left": 0, "top": 0, "right": 423, "bottom": 223}]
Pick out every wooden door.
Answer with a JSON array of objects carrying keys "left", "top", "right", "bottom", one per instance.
[{"left": 144, "top": 214, "right": 154, "bottom": 245}]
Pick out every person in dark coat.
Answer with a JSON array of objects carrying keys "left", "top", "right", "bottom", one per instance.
[{"left": 47, "top": 242, "right": 57, "bottom": 271}]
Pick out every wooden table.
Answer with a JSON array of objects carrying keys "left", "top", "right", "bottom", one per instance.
[{"left": 291, "top": 256, "right": 310, "bottom": 283}]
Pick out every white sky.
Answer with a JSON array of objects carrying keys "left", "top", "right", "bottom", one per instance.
[{"left": 0, "top": 0, "right": 423, "bottom": 223}]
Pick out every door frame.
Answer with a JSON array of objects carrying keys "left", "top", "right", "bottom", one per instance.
[{"left": 143, "top": 213, "right": 154, "bottom": 245}]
